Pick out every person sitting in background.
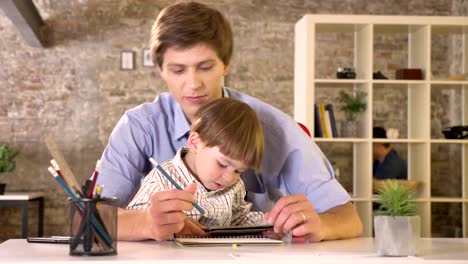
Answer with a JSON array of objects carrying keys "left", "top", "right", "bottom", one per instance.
[
  {"left": 373, "top": 126, "right": 418, "bottom": 191},
  {"left": 373, "top": 126, "right": 407, "bottom": 180}
]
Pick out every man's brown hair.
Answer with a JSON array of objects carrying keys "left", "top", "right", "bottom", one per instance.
[
  {"left": 150, "top": 1, "right": 233, "bottom": 69},
  {"left": 191, "top": 98, "right": 264, "bottom": 171}
]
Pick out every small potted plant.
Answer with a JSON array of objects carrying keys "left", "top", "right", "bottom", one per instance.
[
  {"left": 337, "top": 90, "right": 367, "bottom": 137},
  {"left": 374, "top": 180, "right": 420, "bottom": 256},
  {"left": 0, "top": 144, "right": 19, "bottom": 194}
]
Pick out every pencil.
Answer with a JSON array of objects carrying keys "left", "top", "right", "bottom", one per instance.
[
  {"left": 50, "top": 159, "right": 68, "bottom": 185},
  {"left": 88, "top": 160, "right": 101, "bottom": 198},
  {"left": 47, "top": 167, "right": 113, "bottom": 247},
  {"left": 149, "top": 157, "right": 206, "bottom": 216}
]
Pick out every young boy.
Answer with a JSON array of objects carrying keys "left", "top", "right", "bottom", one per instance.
[{"left": 127, "top": 98, "right": 266, "bottom": 228}]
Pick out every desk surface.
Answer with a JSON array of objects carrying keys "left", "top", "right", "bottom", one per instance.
[
  {"left": 0, "top": 238, "right": 467, "bottom": 264},
  {"left": 0, "top": 192, "right": 44, "bottom": 200}
]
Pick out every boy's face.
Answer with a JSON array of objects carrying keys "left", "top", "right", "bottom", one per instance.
[
  {"left": 159, "top": 43, "right": 229, "bottom": 122},
  {"left": 188, "top": 133, "right": 247, "bottom": 191}
]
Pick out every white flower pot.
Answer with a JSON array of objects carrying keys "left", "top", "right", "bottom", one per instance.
[{"left": 374, "top": 215, "right": 420, "bottom": 256}]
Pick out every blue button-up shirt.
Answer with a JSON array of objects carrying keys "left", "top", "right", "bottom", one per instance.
[
  {"left": 373, "top": 149, "right": 408, "bottom": 180},
  {"left": 97, "top": 87, "right": 350, "bottom": 212}
]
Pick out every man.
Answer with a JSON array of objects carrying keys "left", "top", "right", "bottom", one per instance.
[
  {"left": 97, "top": 1, "right": 362, "bottom": 242},
  {"left": 373, "top": 126, "right": 417, "bottom": 191},
  {"left": 373, "top": 126, "right": 407, "bottom": 181}
]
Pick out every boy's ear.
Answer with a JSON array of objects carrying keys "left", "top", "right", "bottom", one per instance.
[{"left": 188, "top": 132, "right": 201, "bottom": 152}]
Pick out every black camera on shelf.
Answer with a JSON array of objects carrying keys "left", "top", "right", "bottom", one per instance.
[
  {"left": 442, "top": 126, "right": 468, "bottom": 139},
  {"left": 336, "top": 67, "right": 356, "bottom": 79}
]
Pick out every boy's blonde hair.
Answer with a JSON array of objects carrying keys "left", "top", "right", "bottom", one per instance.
[{"left": 191, "top": 98, "right": 264, "bottom": 170}]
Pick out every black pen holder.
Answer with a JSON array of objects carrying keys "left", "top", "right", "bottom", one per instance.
[{"left": 69, "top": 197, "right": 118, "bottom": 256}]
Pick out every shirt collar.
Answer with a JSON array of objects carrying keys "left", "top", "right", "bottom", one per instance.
[
  {"left": 173, "top": 103, "right": 191, "bottom": 141},
  {"left": 172, "top": 87, "right": 231, "bottom": 141}
]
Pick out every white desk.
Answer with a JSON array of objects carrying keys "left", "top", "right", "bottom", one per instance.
[
  {"left": 0, "top": 238, "right": 467, "bottom": 264},
  {"left": 0, "top": 192, "right": 44, "bottom": 238}
]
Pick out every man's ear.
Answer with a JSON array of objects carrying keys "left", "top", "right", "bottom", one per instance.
[
  {"left": 223, "top": 64, "right": 230, "bottom": 76},
  {"left": 188, "top": 132, "right": 201, "bottom": 152},
  {"left": 157, "top": 66, "right": 166, "bottom": 81}
]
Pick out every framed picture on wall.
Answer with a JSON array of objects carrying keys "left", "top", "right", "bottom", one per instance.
[
  {"left": 142, "top": 48, "right": 154, "bottom": 67},
  {"left": 120, "top": 50, "right": 135, "bottom": 70}
]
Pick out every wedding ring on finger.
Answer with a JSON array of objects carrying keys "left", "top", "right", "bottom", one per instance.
[{"left": 299, "top": 211, "right": 307, "bottom": 224}]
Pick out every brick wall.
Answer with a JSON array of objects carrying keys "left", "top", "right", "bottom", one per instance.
[{"left": 0, "top": 0, "right": 466, "bottom": 241}]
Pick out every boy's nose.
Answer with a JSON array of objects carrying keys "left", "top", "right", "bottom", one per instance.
[{"left": 222, "top": 170, "right": 237, "bottom": 182}]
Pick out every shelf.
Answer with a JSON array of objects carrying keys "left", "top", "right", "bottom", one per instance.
[
  {"left": 315, "top": 79, "right": 369, "bottom": 84},
  {"left": 295, "top": 14, "right": 468, "bottom": 238},
  {"left": 316, "top": 138, "right": 432, "bottom": 143},
  {"left": 430, "top": 80, "right": 468, "bottom": 85},
  {"left": 372, "top": 139, "right": 427, "bottom": 143},
  {"left": 351, "top": 196, "right": 468, "bottom": 203},
  {"left": 372, "top": 80, "right": 427, "bottom": 84},
  {"left": 429, "top": 197, "right": 468, "bottom": 203},
  {"left": 431, "top": 25, "right": 468, "bottom": 34},
  {"left": 314, "top": 138, "right": 368, "bottom": 143},
  {"left": 431, "top": 139, "right": 468, "bottom": 144},
  {"left": 350, "top": 196, "right": 372, "bottom": 202}
]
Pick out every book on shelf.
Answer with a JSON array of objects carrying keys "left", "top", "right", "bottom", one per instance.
[
  {"left": 318, "top": 104, "right": 329, "bottom": 137},
  {"left": 325, "top": 104, "right": 338, "bottom": 137},
  {"left": 314, "top": 103, "right": 338, "bottom": 138},
  {"left": 324, "top": 110, "right": 334, "bottom": 138},
  {"left": 174, "top": 224, "right": 285, "bottom": 246},
  {"left": 314, "top": 104, "right": 323, "bottom": 137}
]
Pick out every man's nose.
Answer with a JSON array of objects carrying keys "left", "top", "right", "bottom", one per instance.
[{"left": 186, "top": 68, "right": 202, "bottom": 89}]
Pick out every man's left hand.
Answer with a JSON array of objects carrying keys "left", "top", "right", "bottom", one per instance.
[{"left": 264, "top": 194, "right": 325, "bottom": 242}]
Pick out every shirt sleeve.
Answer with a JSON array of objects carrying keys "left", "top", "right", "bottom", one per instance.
[
  {"left": 126, "top": 163, "right": 179, "bottom": 210},
  {"left": 97, "top": 112, "right": 154, "bottom": 208},
  {"left": 229, "top": 90, "right": 350, "bottom": 214},
  {"left": 126, "top": 168, "right": 163, "bottom": 210},
  {"left": 261, "top": 116, "right": 351, "bottom": 213}
]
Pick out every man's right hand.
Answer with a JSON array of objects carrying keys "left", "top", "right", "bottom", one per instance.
[
  {"left": 117, "top": 182, "right": 205, "bottom": 241},
  {"left": 146, "top": 182, "right": 204, "bottom": 240}
]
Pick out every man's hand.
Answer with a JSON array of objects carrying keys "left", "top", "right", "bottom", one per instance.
[
  {"left": 264, "top": 194, "right": 325, "bottom": 242},
  {"left": 117, "top": 182, "right": 205, "bottom": 241},
  {"left": 264, "top": 195, "right": 362, "bottom": 243},
  {"left": 146, "top": 182, "right": 200, "bottom": 240}
]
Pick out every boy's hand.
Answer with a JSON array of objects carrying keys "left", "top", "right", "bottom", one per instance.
[
  {"left": 176, "top": 218, "right": 206, "bottom": 237},
  {"left": 147, "top": 182, "right": 200, "bottom": 241}
]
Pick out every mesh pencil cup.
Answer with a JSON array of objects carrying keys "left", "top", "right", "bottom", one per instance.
[{"left": 69, "top": 197, "right": 118, "bottom": 256}]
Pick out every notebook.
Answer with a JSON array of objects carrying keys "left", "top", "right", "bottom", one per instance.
[{"left": 175, "top": 224, "right": 285, "bottom": 246}]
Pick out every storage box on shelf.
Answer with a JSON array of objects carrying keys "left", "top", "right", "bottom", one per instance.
[{"left": 294, "top": 15, "right": 468, "bottom": 238}]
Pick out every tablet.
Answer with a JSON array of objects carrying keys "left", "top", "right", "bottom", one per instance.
[{"left": 27, "top": 236, "right": 71, "bottom": 244}]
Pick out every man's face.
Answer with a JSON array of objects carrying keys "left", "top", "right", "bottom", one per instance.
[{"left": 159, "top": 43, "right": 229, "bottom": 122}]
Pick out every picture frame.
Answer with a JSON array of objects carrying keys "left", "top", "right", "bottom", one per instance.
[
  {"left": 142, "top": 48, "right": 154, "bottom": 67},
  {"left": 120, "top": 50, "right": 135, "bottom": 70}
]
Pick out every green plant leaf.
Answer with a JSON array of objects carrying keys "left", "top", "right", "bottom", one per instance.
[
  {"left": 0, "top": 144, "right": 19, "bottom": 175},
  {"left": 375, "top": 180, "right": 417, "bottom": 216},
  {"left": 338, "top": 90, "right": 367, "bottom": 121}
]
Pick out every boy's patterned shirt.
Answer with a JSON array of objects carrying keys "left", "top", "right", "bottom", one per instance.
[{"left": 127, "top": 147, "right": 266, "bottom": 227}]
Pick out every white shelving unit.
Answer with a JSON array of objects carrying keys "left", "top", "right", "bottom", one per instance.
[{"left": 294, "top": 15, "right": 468, "bottom": 238}]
